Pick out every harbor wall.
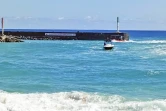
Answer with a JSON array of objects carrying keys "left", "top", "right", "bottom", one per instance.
[{"left": 0, "top": 30, "right": 129, "bottom": 41}]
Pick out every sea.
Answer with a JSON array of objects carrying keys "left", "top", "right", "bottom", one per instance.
[{"left": 0, "top": 30, "right": 166, "bottom": 111}]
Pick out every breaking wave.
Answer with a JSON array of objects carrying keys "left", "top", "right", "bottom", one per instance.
[{"left": 0, "top": 91, "right": 166, "bottom": 111}]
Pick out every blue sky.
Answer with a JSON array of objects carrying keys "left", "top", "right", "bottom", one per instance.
[{"left": 0, "top": 0, "right": 166, "bottom": 30}]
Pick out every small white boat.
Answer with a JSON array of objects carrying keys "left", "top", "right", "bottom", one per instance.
[{"left": 103, "top": 40, "right": 114, "bottom": 50}]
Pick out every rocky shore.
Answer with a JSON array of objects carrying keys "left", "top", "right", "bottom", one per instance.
[{"left": 0, "top": 35, "right": 23, "bottom": 42}]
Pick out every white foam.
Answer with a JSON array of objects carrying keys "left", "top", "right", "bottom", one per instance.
[
  {"left": 150, "top": 48, "right": 166, "bottom": 56},
  {"left": 112, "top": 40, "right": 133, "bottom": 43},
  {"left": 133, "top": 40, "right": 166, "bottom": 44},
  {"left": 0, "top": 91, "right": 166, "bottom": 111},
  {"left": 147, "top": 70, "right": 160, "bottom": 75}
]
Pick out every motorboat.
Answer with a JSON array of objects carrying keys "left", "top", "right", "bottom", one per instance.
[{"left": 103, "top": 40, "right": 114, "bottom": 50}]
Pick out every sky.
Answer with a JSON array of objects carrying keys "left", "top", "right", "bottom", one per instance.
[{"left": 0, "top": 0, "right": 166, "bottom": 30}]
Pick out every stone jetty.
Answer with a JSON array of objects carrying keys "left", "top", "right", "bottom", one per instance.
[{"left": 0, "top": 35, "right": 23, "bottom": 42}]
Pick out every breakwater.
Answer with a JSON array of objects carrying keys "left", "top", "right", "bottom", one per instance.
[
  {"left": 0, "top": 30, "right": 129, "bottom": 41},
  {"left": 0, "top": 35, "right": 23, "bottom": 42}
]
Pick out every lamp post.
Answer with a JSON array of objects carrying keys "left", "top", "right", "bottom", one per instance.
[
  {"left": 1, "top": 17, "right": 4, "bottom": 36},
  {"left": 117, "top": 17, "right": 120, "bottom": 33}
]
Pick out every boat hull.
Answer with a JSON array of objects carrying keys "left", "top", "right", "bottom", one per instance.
[
  {"left": 104, "top": 47, "right": 114, "bottom": 50},
  {"left": 103, "top": 44, "right": 114, "bottom": 50}
]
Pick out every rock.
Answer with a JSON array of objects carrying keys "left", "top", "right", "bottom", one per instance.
[{"left": 0, "top": 35, "right": 23, "bottom": 42}]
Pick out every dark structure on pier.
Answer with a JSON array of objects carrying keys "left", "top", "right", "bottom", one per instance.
[{"left": 0, "top": 17, "right": 129, "bottom": 41}]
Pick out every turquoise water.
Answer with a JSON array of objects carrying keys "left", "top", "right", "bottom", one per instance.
[{"left": 0, "top": 32, "right": 166, "bottom": 110}]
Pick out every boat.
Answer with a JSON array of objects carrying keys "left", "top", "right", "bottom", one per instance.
[{"left": 103, "top": 39, "right": 114, "bottom": 50}]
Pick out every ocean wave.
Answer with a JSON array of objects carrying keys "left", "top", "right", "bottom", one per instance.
[
  {"left": 132, "top": 40, "right": 166, "bottom": 44},
  {"left": 150, "top": 48, "right": 166, "bottom": 56},
  {"left": 0, "top": 91, "right": 166, "bottom": 111}
]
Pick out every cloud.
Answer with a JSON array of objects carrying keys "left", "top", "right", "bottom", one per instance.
[
  {"left": 84, "top": 15, "right": 99, "bottom": 21},
  {"left": 58, "top": 17, "right": 64, "bottom": 20},
  {"left": 84, "top": 16, "right": 92, "bottom": 20}
]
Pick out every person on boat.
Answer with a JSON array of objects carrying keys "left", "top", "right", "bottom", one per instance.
[
  {"left": 104, "top": 38, "right": 109, "bottom": 45},
  {"left": 108, "top": 38, "right": 112, "bottom": 44},
  {"left": 104, "top": 38, "right": 112, "bottom": 45},
  {"left": 106, "top": 37, "right": 109, "bottom": 42},
  {"left": 104, "top": 41, "right": 106, "bottom": 45}
]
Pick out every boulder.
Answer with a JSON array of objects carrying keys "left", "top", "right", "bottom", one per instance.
[{"left": 0, "top": 35, "right": 23, "bottom": 42}]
